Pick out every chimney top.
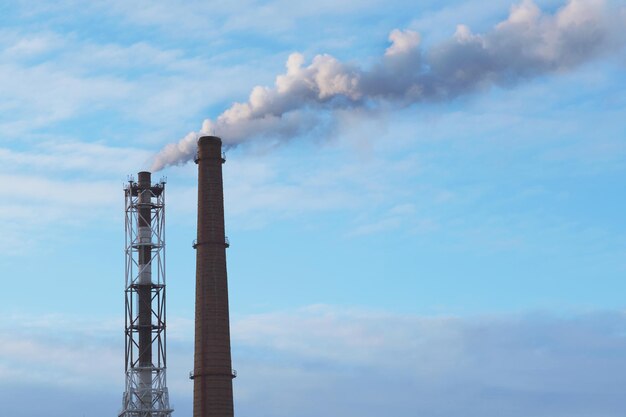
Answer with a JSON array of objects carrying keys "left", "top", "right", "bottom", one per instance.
[
  {"left": 198, "top": 135, "right": 222, "bottom": 146},
  {"left": 138, "top": 171, "right": 151, "bottom": 186},
  {"left": 196, "top": 136, "right": 224, "bottom": 164}
]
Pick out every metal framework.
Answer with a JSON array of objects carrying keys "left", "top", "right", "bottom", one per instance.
[{"left": 120, "top": 173, "right": 173, "bottom": 417}]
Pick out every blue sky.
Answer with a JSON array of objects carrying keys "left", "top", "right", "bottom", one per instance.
[{"left": 0, "top": 0, "right": 625, "bottom": 416}]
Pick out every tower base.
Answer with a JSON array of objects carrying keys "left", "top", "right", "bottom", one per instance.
[{"left": 119, "top": 368, "right": 173, "bottom": 417}]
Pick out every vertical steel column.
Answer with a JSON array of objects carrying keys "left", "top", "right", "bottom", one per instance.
[
  {"left": 137, "top": 172, "right": 154, "bottom": 409},
  {"left": 193, "top": 136, "right": 235, "bottom": 417}
]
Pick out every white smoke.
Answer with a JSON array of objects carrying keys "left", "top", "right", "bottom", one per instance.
[{"left": 151, "top": 0, "right": 625, "bottom": 171}]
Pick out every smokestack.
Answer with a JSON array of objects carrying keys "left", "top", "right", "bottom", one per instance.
[
  {"left": 193, "top": 136, "right": 235, "bottom": 417},
  {"left": 120, "top": 172, "right": 173, "bottom": 417},
  {"left": 137, "top": 171, "right": 154, "bottom": 409}
]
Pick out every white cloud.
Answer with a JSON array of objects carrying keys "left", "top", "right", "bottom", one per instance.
[
  {"left": 0, "top": 27, "right": 281, "bottom": 144},
  {"left": 0, "top": 62, "right": 132, "bottom": 137},
  {"left": 233, "top": 307, "right": 626, "bottom": 417},
  {"left": 0, "top": 140, "right": 156, "bottom": 252},
  {"left": 0, "top": 141, "right": 153, "bottom": 174},
  {"left": 203, "top": 141, "right": 427, "bottom": 230},
  {"left": 23, "top": 0, "right": 406, "bottom": 39},
  {"left": 0, "top": 173, "right": 122, "bottom": 254},
  {"left": 348, "top": 203, "right": 423, "bottom": 236},
  {"left": 0, "top": 32, "right": 65, "bottom": 58},
  {"left": 1, "top": 307, "right": 625, "bottom": 416}
]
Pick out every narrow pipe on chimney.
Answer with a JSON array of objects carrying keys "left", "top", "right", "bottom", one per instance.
[{"left": 137, "top": 171, "right": 153, "bottom": 408}]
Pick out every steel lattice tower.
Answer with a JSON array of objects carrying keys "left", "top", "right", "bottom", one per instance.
[{"left": 120, "top": 171, "right": 173, "bottom": 417}]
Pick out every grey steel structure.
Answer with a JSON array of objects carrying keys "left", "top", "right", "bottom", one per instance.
[
  {"left": 192, "top": 136, "right": 235, "bottom": 417},
  {"left": 120, "top": 171, "right": 173, "bottom": 417}
]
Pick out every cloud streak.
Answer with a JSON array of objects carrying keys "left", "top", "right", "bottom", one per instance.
[
  {"left": 152, "top": 0, "right": 625, "bottom": 170},
  {"left": 3, "top": 307, "right": 625, "bottom": 416},
  {"left": 234, "top": 306, "right": 626, "bottom": 417}
]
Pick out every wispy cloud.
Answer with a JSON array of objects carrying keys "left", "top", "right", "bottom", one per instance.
[
  {"left": 1, "top": 307, "right": 625, "bottom": 416},
  {"left": 13, "top": 0, "right": 407, "bottom": 39},
  {"left": 234, "top": 306, "right": 626, "bottom": 417},
  {"left": 0, "top": 174, "right": 120, "bottom": 254},
  {"left": 0, "top": 141, "right": 153, "bottom": 174},
  {"left": 0, "top": 140, "right": 154, "bottom": 253},
  {"left": 0, "top": 27, "right": 276, "bottom": 142}
]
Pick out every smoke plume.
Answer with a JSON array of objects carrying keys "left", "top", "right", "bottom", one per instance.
[{"left": 151, "top": 0, "right": 625, "bottom": 171}]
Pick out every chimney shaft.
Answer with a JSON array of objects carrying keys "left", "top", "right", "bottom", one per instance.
[
  {"left": 137, "top": 171, "right": 153, "bottom": 405},
  {"left": 193, "top": 136, "right": 234, "bottom": 417}
]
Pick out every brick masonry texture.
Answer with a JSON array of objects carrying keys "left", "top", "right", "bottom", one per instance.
[{"left": 193, "top": 136, "right": 235, "bottom": 417}]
